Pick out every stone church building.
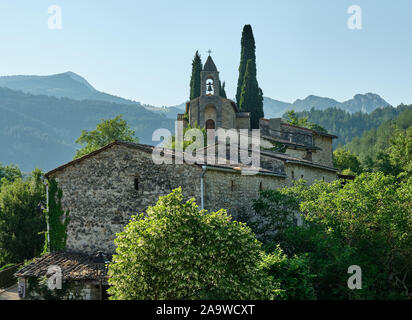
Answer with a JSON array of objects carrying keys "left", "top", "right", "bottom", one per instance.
[{"left": 16, "top": 55, "right": 338, "bottom": 299}]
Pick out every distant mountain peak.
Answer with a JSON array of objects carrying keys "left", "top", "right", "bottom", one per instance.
[
  {"left": 263, "top": 92, "right": 390, "bottom": 118},
  {"left": 61, "top": 71, "right": 96, "bottom": 92}
]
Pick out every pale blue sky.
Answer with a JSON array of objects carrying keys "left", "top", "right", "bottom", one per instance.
[{"left": 0, "top": 0, "right": 411, "bottom": 107}]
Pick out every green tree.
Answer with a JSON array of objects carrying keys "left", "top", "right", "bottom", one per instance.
[
  {"left": 238, "top": 59, "right": 264, "bottom": 129},
  {"left": 389, "top": 126, "right": 412, "bottom": 179},
  {"left": 0, "top": 163, "right": 22, "bottom": 186},
  {"left": 286, "top": 110, "right": 327, "bottom": 133},
  {"left": 252, "top": 189, "right": 299, "bottom": 250},
  {"left": 74, "top": 115, "right": 139, "bottom": 159},
  {"left": 259, "top": 246, "right": 316, "bottom": 300},
  {"left": 44, "top": 178, "right": 70, "bottom": 253},
  {"left": 289, "top": 174, "right": 411, "bottom": 299},
  {"left": 219, "top": 80, "right": 227, "bottom": 98},
  {"left": 189, "top": 51, "right": 202, "bottom": 100},
  {"left": 253, "top": 173, "right": 412, "bottom": 299},
  {"left": 0, "top": 169, "right": 46, "bottom": 265},
  {"left": 107, "top": 188, "right": 277, "bottom": 300},
  {"left": 236, "top": 25, "right": 256, "bottom": 105},
  {"left": 333, "top": 148, "right": 362, "bottom": 174}
]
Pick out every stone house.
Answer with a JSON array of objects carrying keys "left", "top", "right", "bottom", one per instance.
[{"left": 16, "top": 55, "right": 338, "bottom": 299}]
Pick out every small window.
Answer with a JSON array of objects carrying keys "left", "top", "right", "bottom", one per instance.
[
  {"left": 231, "top": 180, "right": 235, "bottom": 192},
  {"left": 259, "top": 181, "right": 263, "bottom": 191},
  {"left": 322, "top": 176, "right": 325, "bottom": 181},
  {"left": 134, "top": 177, "right": 139, "bottom": 191},
  {"left": 301, "top": 174, "right": 304, "bottom": 179},
  {"left": 291, "top": 171, "right": 295, "bottom": 180}
]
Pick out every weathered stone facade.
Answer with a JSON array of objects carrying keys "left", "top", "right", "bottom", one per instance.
[
  {"left": 203, "top": 169, "right": 286, "bottom": 220},
  {"left": 45, "top": 137, "right": 337, "bottom": 257},
  {"left": 182, "top": 55, "right": 251, "bottom": 130},
  {"left": 47, "top": 143, "right": 202, "bottom": 255}
]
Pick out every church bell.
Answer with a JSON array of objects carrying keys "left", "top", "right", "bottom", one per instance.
[{"left": 207, "top": 82, "right": 213, "bottom": 93}]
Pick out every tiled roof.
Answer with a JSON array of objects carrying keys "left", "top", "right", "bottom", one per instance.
[
  {"left": 45, "top": 141, "right": 155, "bottom": 177},
  {"left": 15, "top": 252, "right": 110, "bottom": 281},
  {"left": 281, "top": 123, "right": 338, "bottom": 139}
]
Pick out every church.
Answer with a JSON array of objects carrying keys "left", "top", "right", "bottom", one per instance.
[{"left": 16, "top": 55, "right": 339, "bottom": 300}]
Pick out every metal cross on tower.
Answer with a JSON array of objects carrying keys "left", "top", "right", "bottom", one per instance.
[{"left": 207, "top": 49, "right": 212, "bottom": 56}]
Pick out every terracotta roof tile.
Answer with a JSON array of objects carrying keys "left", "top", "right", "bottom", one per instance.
[{"left": 15, "top": 252, "right": 110, "bottom": 281}]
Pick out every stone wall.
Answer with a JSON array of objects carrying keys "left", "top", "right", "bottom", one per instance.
[
  {"left": 236, "top": 115, "right": 250, "bottom": 130},
  {"left": 49, "top": 142, "right": 338, "bottom": 256},
  {"left": 284, "top": 163, "right": 337, "bottom": 186},
  {"left": 23, "top": 278, "right": 100, "bottom": 300},
  {"left": 204, "top": 169, "right": 286, "bottom": 221},
  {"left": 312, "top": 135, "right": 334, "bottom": 167},
  {"left": 50, "top": 144, "right": 202, "bottom": 255}
]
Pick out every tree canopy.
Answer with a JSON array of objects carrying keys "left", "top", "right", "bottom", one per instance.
[
  {"left": 107, "top": 188, "right": 276, "bottom": 300},
  {"left": 74, "top": 115, "right": 139, "bottom": 159},
  {"left": 238, "top": 59, "right": 264, "bottom": 129},
  {"left": 189, "top": 51, "right": 202, "bottom": 100},
  {"left": 0, "top": 168, "right": 46, "bottom": 266},
  {"left": 236, "top": 25, "right": 264, "bottom": 129},
  {"left": 253, "top": 173, "right": 412, "bottom": 299}
]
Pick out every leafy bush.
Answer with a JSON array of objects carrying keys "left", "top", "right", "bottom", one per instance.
[
  {"left": 259, "top": 246, "right": 316, "bottom": 300},
  {"left": 0, "top": 169, "right": 46, "bottom": 266},
  {"left": 253, "top": 173, "right": 412, "bottom": 299},
  {"left": 252, "top": 189, "right": 299, "bottom": 251},
  {"left": 0, "top": 263, "right": 15, "bottom": 272},
  {"left": 108, "top": 188, "right": 278, "bottom": 300}
]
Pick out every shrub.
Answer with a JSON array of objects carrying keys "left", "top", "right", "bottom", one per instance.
[
  {"left": 259, "top": 246, "right": 316, "bottom": 300},
  {"left": 108, "top": 188, "right": 278, "bottom": 300}
]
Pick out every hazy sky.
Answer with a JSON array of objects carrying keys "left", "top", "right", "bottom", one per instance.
[{"left": 0, "top": 0, "right": 411, "bottom": 107}]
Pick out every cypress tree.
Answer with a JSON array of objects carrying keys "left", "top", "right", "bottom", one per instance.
[
  {"left": 219, "top": 80, "right": 227, "bottom": 98},
  {"left": 236, "top": 25, "right": 256, "bottom": 105},
  {"left": 239, "top": 59, "right": 264, "bottom": 129},
  {"left": 189, "top": 51, "right": 202, "bottom": 100}
]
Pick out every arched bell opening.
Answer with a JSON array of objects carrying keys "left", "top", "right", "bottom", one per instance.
[{"left": 206, "top": 78, "right": 215, "bottom": 96}]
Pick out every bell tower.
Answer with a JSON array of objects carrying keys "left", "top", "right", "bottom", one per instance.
[
  {"left": 201, "top": 52, "right": 220, "bottom": 97},
  {"left": 181, "top": 50, "right": 250, "bottom": 131}
]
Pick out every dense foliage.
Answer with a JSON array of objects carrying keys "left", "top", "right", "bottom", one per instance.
[
  {"left": 74, "top": 115, "right": 139, "bottom": 159},
  {"left": 346, "top": 107, "right": 412, "bottom": 170},
  {"left": 0, "top": 169, "right": 46, "bottom": 266},
  {"left": 238, "top": 59, "right": 264, "bottom": 129},
  {"left": 236, "top": 25, "right": 256, "bottom": 104},
  {"left": 108, "top": 188, "right": 279, "bottom": 300},
  {"left": 189, "top": 51, "right": 202, "bottom": 100},
  {"left": 44, "top": 178, "right": 70, "bottom": 253},
  {"left": 284, "top": 110, "right": 327, "bottom": 133},
  {"left": 291, "top": 104, "right": 411, "bottom": 149},
  {"left": 253, "top": 173, "right": 412, "bottom": 300},
  {"left": 0, "top": 163, "right": 22, "bottom": 187},
  {"left": 333, "top": 148, "right": 362, "bottom": 175},
  {"left": 219, "top": 80, "right": 227, "bottom": 98},
  {"left": 236, "top": 25, "right": 264, "bottom": 129}
]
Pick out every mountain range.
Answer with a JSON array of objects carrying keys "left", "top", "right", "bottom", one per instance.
[
  {"left": 0, "top": 72, "right": 395, "bottom": 171},
  {"left": 0, "top": 72, "right": 390, "bottom": 119},
  {"left": 263, "top": 93, "right": 390, "bottom": 119}
]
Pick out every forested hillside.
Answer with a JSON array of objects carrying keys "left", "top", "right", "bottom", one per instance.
[
  {"left": 291, "top": 104, "right": 411, "bottom": 148},
  {"left": 346, "top": 107, "right": 412, "bottom": 163},
  {"left": 0, "top": 87, "right": 174, "bottom": 172}
]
